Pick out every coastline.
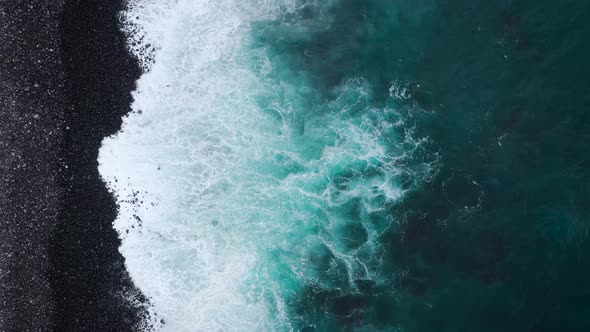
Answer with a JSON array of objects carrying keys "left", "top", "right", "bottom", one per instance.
[{"left": 0, "top": 0, "right": 148, "bottom": 330}]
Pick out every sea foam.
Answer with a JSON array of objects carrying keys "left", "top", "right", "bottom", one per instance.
[{"left": 99, "top": 0, "right": 429, "bottom": 330}]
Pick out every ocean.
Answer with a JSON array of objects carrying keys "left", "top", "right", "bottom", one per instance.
[{"left": 98, "top": 0, "right": 590, "bottom": 331}]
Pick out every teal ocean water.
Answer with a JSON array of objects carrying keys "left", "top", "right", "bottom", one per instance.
[{"left": 100, "top": 0, "right": 590, "bottom": 331}]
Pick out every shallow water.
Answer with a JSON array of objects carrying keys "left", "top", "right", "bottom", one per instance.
[{"left": 99, "top": 0, "right": 590, "bottom": 331}]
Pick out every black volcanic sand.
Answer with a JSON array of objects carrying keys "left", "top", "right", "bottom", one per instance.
[
  {"left": 0, "top": 1, "right": 65, "bottom": 330},
  {"left": 1, "top": 0, "right": 149, "bottom": 330}
]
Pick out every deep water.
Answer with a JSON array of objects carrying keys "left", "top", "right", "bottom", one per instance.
[
  {"left": 101, "top": 0, "right": 590, "bottom": 331},
  {"left": 254, "top": 0, "right": 590, "bottom": 331}
]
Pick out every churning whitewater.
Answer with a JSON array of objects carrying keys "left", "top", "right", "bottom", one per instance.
[{"left": 99, "top": 0, "right": 433, "bottom": 330}]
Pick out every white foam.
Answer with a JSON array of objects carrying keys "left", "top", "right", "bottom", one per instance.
[{"left": 99, "top": 1, "right": 433, "bottom": 330}]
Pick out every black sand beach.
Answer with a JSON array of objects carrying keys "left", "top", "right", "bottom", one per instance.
[{"left": 1, "top": 0, "right": 147, "bottom": 330}]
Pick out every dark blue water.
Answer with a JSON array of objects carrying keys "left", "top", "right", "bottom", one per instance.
[{"left": 255, "top": 0, "right": 590, "bottom": 330}]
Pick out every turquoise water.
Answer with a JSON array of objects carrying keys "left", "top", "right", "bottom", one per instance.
[
  {"left": 100, "top": 0, "right": 590, "bottom": 331},
  {"left": 265, "top": 1, "right": 590, "bottom": 331}
]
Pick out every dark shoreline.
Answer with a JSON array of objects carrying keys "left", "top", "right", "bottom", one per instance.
[
  {"left": 50, "top": 0, "right": 149, "bottom": 330},
  {"left": 1, "top": 0, "right": 148, "bottom": 330}
]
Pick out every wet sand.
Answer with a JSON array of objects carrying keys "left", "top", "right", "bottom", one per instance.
[{"left": 0, "top": 0, "right": 147, "bottom": 330}]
